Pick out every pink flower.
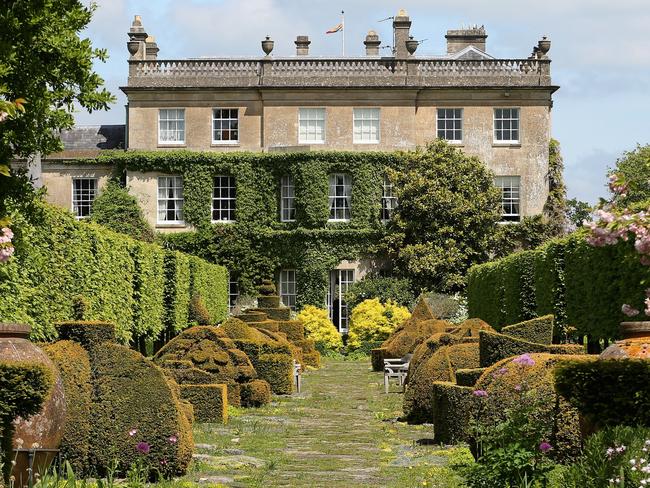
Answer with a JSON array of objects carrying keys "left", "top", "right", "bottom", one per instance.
[
  {"left": 168, "top": 435, "right": 178, "bottom": 444},
  {"left": 0, "top": 246, "right": 14, "bottom": 262},
  {"left": 473, "top": 389, "right": 488, "bottom": 398},
  {"left": 512, "top": 354, "right": 535, "bottom": 367},
  {"left": 622, "top": 304, "right": 640, "bottom": 317},
  {"left": 514, "top": 384, "right": 522, "bottom": 392},
  {"left": 539, "top": 442, "right": 552, "bottom": 453},
  {"left": 1, "top": 228, "right": 13, "bottom": 240},
  {"left": 136, "top": 441, "right": 150, "bottom": 454},
  {"left": 128, "top": 428, "right": 137, "bottom": 437}
]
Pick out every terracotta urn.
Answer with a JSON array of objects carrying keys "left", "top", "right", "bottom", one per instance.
[
  {"left": 600, "top": 322, "right": 650, "bottom": 359},
  {"left": 0, "top": 323, "right": 66, "bottom": 485}
]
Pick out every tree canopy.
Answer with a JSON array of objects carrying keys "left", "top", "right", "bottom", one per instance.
[
  {"left": 0, "top": 0, "right": 114, "bottom": 162},
  {"left": 609, "top": 144, "right": 650, "bottom": 206},
  {"left": 384, "top": 140, "right": 502, "bottom": 293}
]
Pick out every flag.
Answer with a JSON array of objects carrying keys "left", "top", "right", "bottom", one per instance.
[{"left": 326, "top": 23, "right": 343, "bottom": 34}]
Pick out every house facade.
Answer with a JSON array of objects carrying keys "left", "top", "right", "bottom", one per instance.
[{"left": 36, "top": 10, "right": 558, "bottom": 332}]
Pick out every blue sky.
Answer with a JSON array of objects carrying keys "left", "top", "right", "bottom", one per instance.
[{"left": 76, "top": 0, "right": 650, "bottom": 204}]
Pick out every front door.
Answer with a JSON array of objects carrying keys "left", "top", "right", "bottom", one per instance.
[{"left": 327, "top": 269, "right": 355, "bottom": 333}]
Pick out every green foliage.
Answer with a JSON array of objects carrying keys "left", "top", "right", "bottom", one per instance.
[
  {"left": 455, "top": 368, "right": 487, "bottom": 387},
  {"left": 385, "top": 140, "right": 502, "bottom": 292},
  {"left": 43, "top": 341, "right": 92, "bottom": 475},
  {"left": 296, "top": 305, "right": 343, "bottom": 352},
  {"left": 188, "top": 295, "right": 211, "bottom": 326},
  {"left": 239, "top": 380, "right": 272, "bottom": 408},
  {"left": 90, "top": 181, "right": 154, "bottom": 242},
  {"left": 0, "top": 199, "right": 227, "bottom": 343},
  {"left": 555, "top": 359, "right": 650, "bottom": 430},
  {"left": 543, "top": 138, "right": 568, "bottom": 235},
  {"left": 72, "top": 295, "right": 89, "bottom": 321},
  {"left": 0, "top": 0, "right": 114, "bottom": 162},
  {"left": 347, "top": 298, "right": 411, "bottom": 350},
  {"left": 609, "top": 144, "right": 650, "bottom": 205},
  {"left": 431, "top": 382, "right": 474, "bottom": 445},
  {"left": 560, "top": 426, "right": 650, "bottom": 488},
  {"left": 501, "top": 315, "right": 554, "bottom": 345},
  {"left": 343, "top": 276, "right": 414, "bottom": 310},
  {"left": 256, "top": 353, "right": 294, "bottom": 395},
  {"left": 180, "top": 384, "right": 228, "bottom": 423},
  {"left": 468, "top": 232, "right": 650, "bottom": 340},
  {"left": 0, "top": 361, "right": 53, "bottom": 482},
  {"left": 491, "top": 215, "right": 562, "bottom": 259},
  {"left": 565, "top": 198, "right": 592, "bottom": 231}
]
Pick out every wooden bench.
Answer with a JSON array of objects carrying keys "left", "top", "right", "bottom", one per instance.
[{"left": 383, "top": 354, "right": 412, "bottom": 394}]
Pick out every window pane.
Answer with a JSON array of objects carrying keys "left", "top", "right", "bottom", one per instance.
[
  {"left": 212, "top": 175, "right": 236, "bottom": 221},
  {"left": 437, "top": 108, "right": 463, "bottom": 142},
  {"left": 159, "top": 109, "right": 185, "bottom": 143},
  {"left": 72, "top": 178, "right": 98, "bottom": 219},
  {"left": 494, "top": 176, "right": 521, "bottom": 222},
  {"left": 299, "top": 108, "right": 325, "bottom": 143}
]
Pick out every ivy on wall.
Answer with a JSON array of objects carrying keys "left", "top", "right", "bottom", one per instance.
[{"left": 77, "top": 150, "right": 398, "bottom": 305}]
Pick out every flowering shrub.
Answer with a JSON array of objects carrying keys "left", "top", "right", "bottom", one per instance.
[
  {"left": 585, "top": 172, "right": 650, "bottom": 316},
  {"left": 561, "top": 426, "right": 650, "bottom": 488},
  {"left": 296, "top": 305, "right": 343, "bottom": 352},
  {"left": 0, "top": 225, "right": 13, "bottom": 263},
  {"left": 347, "top": 298, "right": 410, "bottom": 350}
]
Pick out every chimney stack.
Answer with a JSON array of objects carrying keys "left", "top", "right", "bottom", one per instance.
[
  {"left": 445, "top": 26, "right": 487, "bottom": 54},
  {"left": 145, "top": 36, "right": 159, "bottom": 60},
  {"left": 392, "top": 9, "right": 411, "bottom": 58},
  {"left": 364, "top": 30, "right": 381, "bottom": 56},
  {"left": 127, "top": 15, "right": 148, "bottom": 60},
  {"left": 295, "top": 35, "right": 311, "bottom": 56}
]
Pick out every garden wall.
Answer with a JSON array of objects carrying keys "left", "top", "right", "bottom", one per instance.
[
  {"left": 0, "top": 201, "right": 228, "bottom": 342},
  {"left": 467, "top": 232, "right": 650, "bottom": 340}
]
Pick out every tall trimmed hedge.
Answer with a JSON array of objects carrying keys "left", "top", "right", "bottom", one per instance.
[
  {"left": 0, "top": 201, "right": 228, "bottom": 343},
  {"left": 468, "top": 232, "right": 650, "bottom": 340}
]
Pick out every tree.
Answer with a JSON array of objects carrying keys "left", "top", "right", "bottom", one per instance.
[
  {"left": 565, "top": 198, "right": 592, "bottom": 231},
  {"left": 385, "top": 140, "right": 502, "bottom": 293},
  {"left": 90, "top": 181, "right": 155, "bottom": 242},
  {"left": 608, "top": 144, "right": 650, "bottom": 206},
  {"left": 0, "top": 0, "right": 114, "bottom": 163}
]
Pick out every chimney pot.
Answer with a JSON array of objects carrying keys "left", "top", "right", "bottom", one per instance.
[
  {"left": 392, "top": 8, "right": 412, "bottom": 58},
  {"left": 295, "top": 35, "right": 311, "bottom": 56},
  {"left": 445, "top": 26, "right": 487, "bottom": 54},
  {"left": 364, "top": 30, "right": 381, "bottom": 56}
]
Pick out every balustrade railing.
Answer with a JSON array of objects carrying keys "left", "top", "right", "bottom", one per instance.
[{"left": 127, "top": 58, "right": 551, "bottom": 88}]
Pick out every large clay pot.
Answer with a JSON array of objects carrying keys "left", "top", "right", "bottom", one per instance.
[
  {"left": 600, "top": 322, "right": 650, "bottom": 359},
  {"left": 0, "top": 323, "right": 66, "bottom": 485}
]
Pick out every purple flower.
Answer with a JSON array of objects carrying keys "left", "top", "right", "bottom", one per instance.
[
  {"left": 514, "top": 384, "right": 522, "bottom": 392},
  {"left": 128, "top": 428, "right": 137, "bottom": 437},
  {"left": 539, "top": 442, "right": 552, "bottom": 453},
  {"left": 473, "top": 389, "right": 488, "bottom": 398},
  {"left": 136, "top": 442, "right": 150, "bottom": 454},
  {"left": 622, "top": 304, "right": 640, "bottom": 317},
  {"left": 168, "top": 435, "right": 178, "bottom": 444},
  {"left": 512, "top": 354, "right": 536, "bottom": 367}
]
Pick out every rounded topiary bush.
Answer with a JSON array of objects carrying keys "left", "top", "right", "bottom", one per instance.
[
  {"left": 91, "top": 343, "right": 193, "bottom": 476},
  {"left": 347, "top": 298, "right": 411, "bottom": 350},
  {"left": 471, "top": 353, "right": 596, "bottom": 462},
  {"left": 240, "top": 379, "right": 272, "bottom": 407},
  {"left": 43, "top": 340, "right": 92, "bottom": 475}
]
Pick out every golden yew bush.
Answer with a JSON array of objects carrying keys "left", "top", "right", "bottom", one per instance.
[
  {"left": 347, "top": 298, "right": 411, "bottom": 350},
  {"left": 296, "top": 305, "right": 343, "bottom": 352}
]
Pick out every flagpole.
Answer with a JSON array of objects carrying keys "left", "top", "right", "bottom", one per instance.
[{"left": 341, "top": 10, "right": 345, "bottom": 56}]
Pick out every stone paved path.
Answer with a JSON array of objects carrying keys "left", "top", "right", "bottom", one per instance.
[{"left": 187, "top": 359, "right": 468, "bottom": 488}]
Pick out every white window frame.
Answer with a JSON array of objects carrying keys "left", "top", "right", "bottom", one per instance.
[
  {"left": 493, "top": 108, "right": 520, "bottom": 144},
  {"left": 212, "top": 108, "right": 239, "bottom": 145},
  {"left": 436, "top": 108, "right": 463, "bottom": 143},
  {"left": 71, "top": 177, "right": 98, "bottom": 220},
  {"left": 158, "top": 108, "right": 185, "bottom": 145},
  {"left": 278, "top": 269, "right": 297, "bottom": 310},
  {"left": 211, "top": 175, "right": 236, "bottom": 223},
  {"left": 381, "top": 175, "right": 397, "bottom": 223},
  {"left": 228, "top": 278, "right": 239, "bottom": 313},
  {"left": 353, "top": 108, "right": 380, "bottom": 144},
  {"left": 298, "top": 108, "right": 326, "bottom": 144},
  {"left": 157, "top": 176, "right": 184, "bottom": 224},
  {"left": 328, "top": 173, "right": 352, "bottom": 222},
  {"left": 494, "top": 176, "right": 521, "bottom": 223},
  {"left": 280, "top": 175, "right": 296, "bottom": 222}
]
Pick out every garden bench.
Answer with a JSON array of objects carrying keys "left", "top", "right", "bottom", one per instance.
[
  {"left": 294, "top": 360, "right": 302, "bottom": 393},
  {"left": 384, "top": 354, "right": 412, "bottom": 393}
]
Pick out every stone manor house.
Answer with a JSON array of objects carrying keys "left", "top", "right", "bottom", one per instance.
[{"left": 32, "top": 10, "right": 558, "bottom": 332}]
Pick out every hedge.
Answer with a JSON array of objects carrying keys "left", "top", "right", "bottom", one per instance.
[
  {"left": 501, "top": 315, "right": 554, "bottom": 345},
  {"left": 468, "top": 232, "right": 650, "bottom": 340},
  {"left": 0, "top": 201, "right": 228, "bottom": 343},
  {"left": 555, "top": 359, "right": 650, "bottom": 431},
  {"left": 431, "top": 382, "right": 474, "bottom": 444},
  {"left": 180, "top": 384, "right": 228, "bottom": 423},
  {"left": 239, "top": 380, "right": 272, "bottom": 408}
]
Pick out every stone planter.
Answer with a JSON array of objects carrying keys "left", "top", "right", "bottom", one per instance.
[
  {"left": 600, "top": 322, "right": 650, "bottom": 359},
  {"left": 537, "top": 36, "right": 551, "bottom": 57},
  {"left": 0, "top": 323, "right": 66, "bottom": 486},
  {"left": 127, "top": 40, "right": 140, "bottom": 56}
]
